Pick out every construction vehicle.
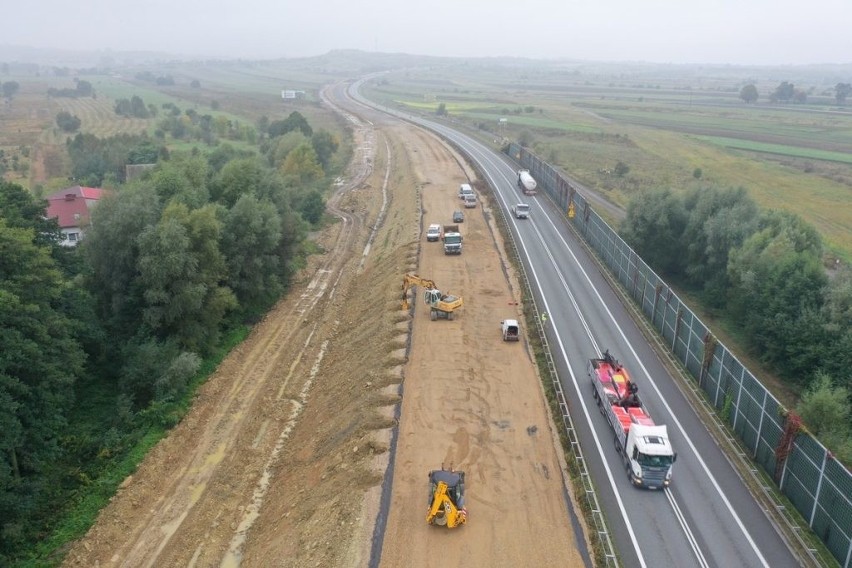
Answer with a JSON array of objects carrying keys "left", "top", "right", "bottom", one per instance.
[
  {"left": 402, "top": 273, "right": 464, "bottom": 320},
  {"left": 589, "top": 350, "right": 676, "bottom": 489},
  {"left": 442, "top": 224, "right": 462, "bottom": 255},
  {"left": 517, "top": 170, "right": 537, "bottom": 195},
  {"left": 501, "top": 319, "right": 520, "bottom": 341},
  {"left": 426, "top": 466, "right": 467, "bottom": 528}
]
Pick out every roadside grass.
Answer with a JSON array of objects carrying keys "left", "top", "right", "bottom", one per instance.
[{"left": 20, "top": 325, "right": 251, "bottom": 568}]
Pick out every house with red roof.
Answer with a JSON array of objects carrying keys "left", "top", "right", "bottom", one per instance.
[{"left": 44, "top": 186, "right": 108, "bottom": 246}]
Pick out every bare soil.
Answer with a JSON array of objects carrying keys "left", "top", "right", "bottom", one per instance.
[{"left": 62, "top": 92, "right": 588, "bottom": 567}]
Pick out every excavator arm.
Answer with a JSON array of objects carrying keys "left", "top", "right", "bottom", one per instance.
[
  {"left": 426, "top": 481, "right": 467, "bottom": 528},
  {"left": 402, "top": 273, "right": 438, "bottom": 309}
]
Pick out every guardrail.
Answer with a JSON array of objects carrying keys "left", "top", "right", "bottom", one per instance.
[
  {"left": 485, "top": 182, "right": 619, "bottom": 567},
  {"left": 507, "top": 142, "right": 851, "bottom": 568}
]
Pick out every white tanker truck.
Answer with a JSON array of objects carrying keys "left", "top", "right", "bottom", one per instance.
[{"left": 517, "top": 169, "right": 537, "bottom": 195}]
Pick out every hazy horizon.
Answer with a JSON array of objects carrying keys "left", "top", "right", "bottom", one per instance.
[{"left": 5, "top": 0, "right": 852, "bottom": 66}]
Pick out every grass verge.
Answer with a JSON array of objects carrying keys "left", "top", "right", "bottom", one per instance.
[{"left": 18, "top": 325, "right": 251, "bottom": 568}]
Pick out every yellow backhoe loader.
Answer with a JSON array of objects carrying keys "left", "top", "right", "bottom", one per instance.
[
  {"left": 402, "top": 273, "right": 463, "bottom": 320},
  {"left": 426, "top": 467, "right": 467, "bottom": 528}
]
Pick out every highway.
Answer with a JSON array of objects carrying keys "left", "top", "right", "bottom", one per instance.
[{"left": 341, "top": 79, "right": 801, "bottom": 568}]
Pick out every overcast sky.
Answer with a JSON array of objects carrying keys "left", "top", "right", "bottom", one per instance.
[{"left": 5, "top": 0, "right": 851, "bottom": 65}]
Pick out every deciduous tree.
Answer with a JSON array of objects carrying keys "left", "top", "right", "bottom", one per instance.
[
  {"left": 0, "top": 220, "right": 84, "bottom": 548},
  {"left": 797, "top": 372, "right": 851, "bottom": 462},
  {"left": 311, "top": 130, "right": 339, "bottom": 170},
  {"left": 222, "top": 195, "right": 282, "bottom": 312},
  {"left": 770, "top": 81, "right": 795, "bottom": 103},
  {"left": 56, "top": 111, "right": 81, "bottom": 132},
  {"left": 136, "top": 203, "right": 235, "bottom": 354},
  {"left": 212, "top": 157, "right": 265, "bottom": 207},
  {"left": 84, "top": 184, "right": 162, "bottom": 337},
  {"left": 0, "top": 182, "right": 61, "bottom": 248},
  {"left": 681, "top": 187, "right": 759, "bottom": 306},
  {"left": 835, "top": 82, "right": 852, "bottom": 104},
  {"left": 280, "top": 143, "right": 323, "bottom": 184},
  {"left": 727, "top": 211, "right": 826, "bottom": 377},
  {"left": 739, "top": 84, "right": 759, "bottom": 103},
  {"left": 1, "top": 81, "right": 19, "bottom": 99},
  {"left": 268, "top": 111, "right": 312, "bottom": 138},
  {"left": 621, "top": 188, "right": 687, "bottom": 276}
]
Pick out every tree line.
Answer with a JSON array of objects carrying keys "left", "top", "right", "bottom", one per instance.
[
  {"left": 621, "top": 187, "right": 851, "bottom": 462},
  {"left": 47, "top": 79, "right": 94, "bottom": 99},
  {"left": 739, "top": 81, "right": 852, "bottom": 104},
  {"left": 0, "top": 111, "right": 340, "bottom": 563}
]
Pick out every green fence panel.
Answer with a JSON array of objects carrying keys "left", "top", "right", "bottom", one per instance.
[{"left": 507, "top": 143, "right": 851, "bottom": 566}]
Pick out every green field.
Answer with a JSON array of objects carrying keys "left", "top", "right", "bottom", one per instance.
[
  {"left": 366, "top": 63, "right": 852, "bottom": 259},
  {"left": 695, "top": 135, "right": 852, "bottom": 163}
]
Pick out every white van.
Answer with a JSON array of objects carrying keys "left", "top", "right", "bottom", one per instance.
[
  {"left": 512, "top": 203, "right": 530, "bottom": 219},
  {"left": 426, "top": 224, "right": 442, "bottom": 241},
  {"left": 458, "top": 183, "right": 474, "bottom": 200}
]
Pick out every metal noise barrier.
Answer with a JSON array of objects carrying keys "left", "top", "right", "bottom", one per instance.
[{"left": 507, "top": 142, "right": 851, "bottom": 568}]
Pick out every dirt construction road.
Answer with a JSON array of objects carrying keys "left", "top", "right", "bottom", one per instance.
[
  {"left": 378, "top": 125, "right": 585, "bottom": 567},
  {"left": 62, "top": 87, "right": 588, "bottom": 567}
]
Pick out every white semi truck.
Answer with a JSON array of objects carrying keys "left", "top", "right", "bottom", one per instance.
[
  {"left": 589, "top": 350, "right": 676, "bottom": 489},
  {"left": 517, "top": 170, "right": 537, "bottom": 195}
]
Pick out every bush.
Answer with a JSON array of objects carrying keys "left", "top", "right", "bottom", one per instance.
[{"left": 56, "top": 111, "right": 81, "bottom": 132}]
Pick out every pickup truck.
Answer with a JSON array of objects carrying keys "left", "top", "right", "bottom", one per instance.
[
  {"left": 512, "top": 204, "right": 530, "bottom": 219},
  {"left": 426, "top": 224, "right": 442, "bottom": 241}
]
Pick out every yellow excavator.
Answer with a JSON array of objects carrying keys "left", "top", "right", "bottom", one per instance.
[
  {"left": 402, "top": 274, "right": 464, "bottom": 320},
  {"left": 426, "top": 467, "right": 467, "bottom": 528}
]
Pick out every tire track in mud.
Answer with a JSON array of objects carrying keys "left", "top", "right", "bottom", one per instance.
[
  {"left": 112, "top": 178, "right": 363, "bottom": 567},
  {"left": 213, "top": 87, "right": 384, "bottom": 566},
  {"left": 63, "top": 86, "right": 381, "bottom": 568}
]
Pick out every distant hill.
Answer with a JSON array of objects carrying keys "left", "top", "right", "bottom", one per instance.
[{"left": 0, "top": 44, "right": 198, "bottom": 68}]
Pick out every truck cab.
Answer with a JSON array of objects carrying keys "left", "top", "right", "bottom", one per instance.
[
  {"left": 624, "top": 424, "right": 676, "bottom": 489},
  {"left": 441, "top": 224, "right": 462, "bottom": 255},
  {"left": 512, "top": 203, "right": 530, "bottom": 219},
  {"left": 443, "top": 232, "right": 462, "bottom": 254}
]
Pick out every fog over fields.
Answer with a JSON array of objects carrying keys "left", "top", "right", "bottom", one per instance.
[{"left": 3, "top": 0, "right": 851, "bottom": 65}]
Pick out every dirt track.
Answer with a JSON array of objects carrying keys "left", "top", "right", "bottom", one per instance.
[{"left": 62, "top": 87, "right": 588, "bottom": 567}]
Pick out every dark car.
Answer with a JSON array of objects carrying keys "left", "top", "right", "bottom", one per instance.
[{"left": 453, "top": 210, "right": 464, "bottom": 223}]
